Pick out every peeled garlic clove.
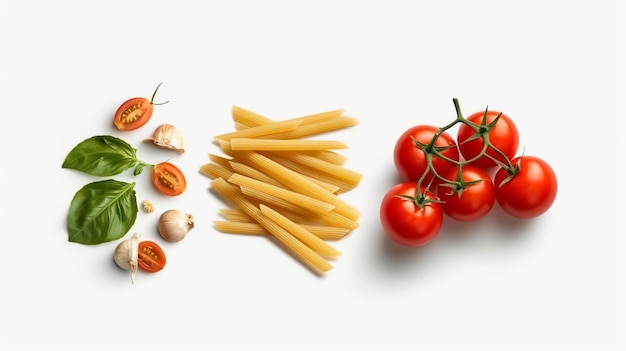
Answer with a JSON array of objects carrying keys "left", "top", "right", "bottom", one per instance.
[
  {"left": 158, "top": 209, "right": 194, "bottom": 242},
  {"left": 113, "top": 232, "right": 141, "bottom": 284},
  {"left": 143, "top": 123, "right": 185, "bottom": 154}
]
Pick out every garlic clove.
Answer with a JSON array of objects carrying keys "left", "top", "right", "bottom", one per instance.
[
  {"left": 158, "top": 209, "right": 194, "bottom": 243},
  {"left": 142, "top": 123, "right": 185, "bottom": 154},
  {"left": 113, "top": 232, "right": 141, "bottom": 284}
]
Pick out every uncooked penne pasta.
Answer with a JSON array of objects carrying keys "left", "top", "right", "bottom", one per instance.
[
  {"left": 214, "top": 119, "right": 302, "bottom": 141},
  {"left": 203, "top": 106, "right": 362, "bottom": 274},
  {"left": 234, "top": 155, "right": 337, "bottom": 192},
  {"left": 283, "top": 153, "right": 363, "bottom": 186},
  {"left": 229, "top": 138, "right": 348, "bottom": 151},
  {"left": 211, "top": 178, "right": 333, "bottom": 273},
  {"left": 228, "top": 173, "right": 335, "bottom": 216},
  {"left": 214, "top": 221, "right": 268, "bottom": 235},
  {"left": 312, "top": 209, "right": 360, "bottom": 230},
  {"left": 219, "top": 208, "right": 253, "bottom": 222},
  {"left": 208, "top": 153, "right": 233, "bottom": 169},
  {"left": 240, "top": 186, "right": 306, "bottom": 216},
  {"left": 232, "top": 105, "right": 344, "bottom": 128},
  {"left": 267, "top": 117, "right": 359, "bottom": 139},
  {"left": 214, "top": 220, "right": 350, "bottom": 240},
  {"left": 199, "top": 162, "right": 234, "bottom": 180},
  {"left": 259, "top": 204, "right": 341, "bottom": 258},
  {"left": 300, "top": 150, "right": 348, "bottom": 165},
  {"left": 254, "top": 153, "right": 341, "bottom": 193},
  {"left": 236, "top": 150, "right": 361, "bottom": 220},
  {"left": 229, "top": 161, "right": 283, "bottom": 188}
]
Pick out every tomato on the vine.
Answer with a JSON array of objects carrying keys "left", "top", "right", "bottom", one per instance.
[
  {"left": 438, "top": 165, "right": 495, "bottom": 222},
  {"left": 151, "top": 162, "right": 187, "bottom": 196},
  {"left": 379, "top": 181, "right": 443, "bottom": 247},
  {"left": 113, "top": 83, "right": 168, "bottom": 131},
  {"left": 494, "top": 156, "right": 557, "bottom": 219},
  {"left": 457, "top": 110, "right": 519, "bottom": 168},
  {"left": 393, "top": 125, "right": 459, "bottom": 184},
  {"left": 137, "top": 241, "right": 167, "bottom": 273}
]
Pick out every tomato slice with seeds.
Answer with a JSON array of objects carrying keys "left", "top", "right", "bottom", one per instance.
[
  {"left": 137, "top": 241, "right": 166, "bottom": 273},
  {"left": 113, "top": 83, "right": 168, "bottom": 131},
  {"left": 151, "top": 162, "right": 187, "bottom": 196}
]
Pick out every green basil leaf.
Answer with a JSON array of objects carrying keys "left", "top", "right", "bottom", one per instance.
[
  {"left": 62, "top": 135, "right": 139, "bottom": 176},
  {"left": 133, "top": 163, "right": 146, "bottom": 176},
  {"left": 67, "top": 180, "right": 138, "bottom": 245}
]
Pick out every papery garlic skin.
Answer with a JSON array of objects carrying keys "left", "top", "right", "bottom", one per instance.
[
  {"left": 113, "top": 232, "right": 141, "bottom": 284},
  {"left": 142, "top": 123, "right": 185, "bottom": 153},
  {"left": 158, "top": 209, "right": 194, "bottom": 242}
]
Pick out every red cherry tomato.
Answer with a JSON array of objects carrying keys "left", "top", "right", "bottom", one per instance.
[
  {"left": 137, "top": 241, "right": 166, "bottom": 273},
  {"left": 457, "top": 110, "right": 519, "bottom": 169},
  {"left": 393, "top": 125, "right": 459, "bottom": 184},
  {"left": 113, "top": 83, "right": 168, "bottom": 131},
  {"left": 438, "top": 165, "right": 495, "bottom": 222},
  {"left": 494, "top": 156, "right": 557, "bottom": 218},
  {"left": 380, "top": 181, "right": 443, "bottom": 247},
  {"left": 151, "top": 162, "right": 187, "bottom": 196}
]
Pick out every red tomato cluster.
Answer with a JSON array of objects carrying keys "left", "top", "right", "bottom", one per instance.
[{"left": 380, "top": 99, "right": 558, "bottom": 247}]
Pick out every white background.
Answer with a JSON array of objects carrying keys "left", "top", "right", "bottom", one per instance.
[{"left": 1, "top": 0, "right": 623, "bottom": 350}]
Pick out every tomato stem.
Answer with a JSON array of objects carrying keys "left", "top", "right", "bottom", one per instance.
[{"left": 150, "top": 82, "right": 170, "bottom": 106}]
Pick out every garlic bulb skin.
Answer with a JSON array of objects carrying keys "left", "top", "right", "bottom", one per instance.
[
  {"left": 158, "top": 209, "right": 194, "bottom": 242},
  {"left": 113, "top": 232, "right": 141, "bottom": 284},
  {"left": 142, "top": 123, "right": 185, "bottom": 154}
]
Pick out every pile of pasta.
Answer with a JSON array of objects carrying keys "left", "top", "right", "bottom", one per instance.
[{"left": 200, "top": 106, "right": 362, "bottom": 274}]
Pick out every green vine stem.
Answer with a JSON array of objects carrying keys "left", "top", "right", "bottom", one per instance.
[{"left": 410, "top": 98, "right": 520, "bottom": 203}]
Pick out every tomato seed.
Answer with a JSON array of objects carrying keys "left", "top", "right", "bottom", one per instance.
[
  {"left": 121, "top": 104, "right": 144, "bottom": 123},
  {"left": 158, "top": 172, "right": 178, "bottom": 189}
]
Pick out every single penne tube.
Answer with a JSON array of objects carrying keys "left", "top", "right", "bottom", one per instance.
[
  {"left": 232, "top": 105, "right": 344, "bottom": 128},
  {"left": 286, "top": 153, "right": 363, "bottom": 186},
  {"left": 228, "top": 173, "right": 335, "bottom": 216},
  {"left": 199, "top": 162, "right": 234, "bottom": 180},
  {"left": 287, "top": 109, "right": 345, "bottom": 126},
  {"left": 240, "top": 186, "right": 305, "bottom": 215},
  {"left": 221, "top": 204, "right": 312, "bottom": 225},
  {"left": 234, "top": 122, "right": 250, "bottom": 130},
  {"left": 210, "top": 178, "right": 333, "bottom": 273},
  {"left": 208, "top": 153, "right": 233, "bottom": 169},
  {"left": 267, "top": 116, "right": 358, "bottom": 139},
  {"left": 217, "top": 139, "right": 236, "bottom": 157},
  {"left": 313, "top": 210, "right": 360, "bottom": 230},
  {"left": 214, "top": 221, "right": 350, "bottom": 240},
  {"left": 280, "top": 165, "right": 356, "bottom": 194},
  {"left": 261, "top": 152, "right": 342, "bottom": 193},
  {"left": 235, "top": 151, "right": 361, "bottom": 220},
  {"left": 300, "top": 150, "right": 348, "bottom": 165},
  {"left": 300, "top": 224, "right": 351, "bottom": 240},
  {"left": 236, "top": 185, "right": 321, "bottom": 224},
  {"left": 231, "top": 105, "right": 273, "bottom": 126},
  {"left": 214, "top": 119, "right": 302, "bottom": 141},
  {"left": 259, "top": 204, "right": 341, "bottom": 257},
  {"left": 214, "top": 221, "right": 268, "bottom": 235},
  {"left": 219, "top": 208, "right": 253, "bottom": 222},
  {"left": 229, "top": 161, "right": 283, "bottom": 187},
  {"left": 229, "top": 138, "right": 349, "bottom": 151}
]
